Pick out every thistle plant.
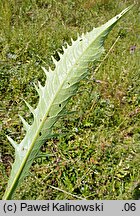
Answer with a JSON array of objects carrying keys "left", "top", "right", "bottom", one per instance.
[{"left": 3, "top": 5, "right": 133, "bottom": 200}]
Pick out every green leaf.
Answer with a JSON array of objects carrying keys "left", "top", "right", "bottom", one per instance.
[{"left": 3, "top": 5, "right": 134, "bottom": 200}]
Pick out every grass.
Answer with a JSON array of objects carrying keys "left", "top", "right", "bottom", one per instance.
[{"left": 0, "top": 0, "right": 140, "bottom": 200}]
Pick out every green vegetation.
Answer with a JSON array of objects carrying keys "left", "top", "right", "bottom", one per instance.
[{"left": 0, "top": 0, "right": 140, "bottom": 200}]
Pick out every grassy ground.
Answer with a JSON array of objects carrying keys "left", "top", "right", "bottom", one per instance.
[{"left": 0, "top": 0, "right": 140, "bottom": 200}]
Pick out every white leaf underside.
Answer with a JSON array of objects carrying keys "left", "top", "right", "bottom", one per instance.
[{"left": 3, "top": 5, "right": 133, "bottom": 199}]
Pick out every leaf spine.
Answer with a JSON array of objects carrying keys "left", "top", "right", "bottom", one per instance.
[
  {"left": 33, "top": 83, "right": 40, "bottom": 95},
  {"left": 19, "top": 115, "right": 30, "bottom": 131},
  {"left": 57, "top": 51, "right": 63, "bottom": 58},
  {"left": 6, "top": 136, "right": 18, "bottom": 149},
  {"left": 41, "top": 66, "right": 49, "bottom": 77},
  {"left": 38, "top": 81, "right": 44, "bottom": 90},
  {"left": 23, "top": 99, "right": 35, "bottom": 115},
  {"left": 51, "top": 55, "right": 58, "bottom": 66}
]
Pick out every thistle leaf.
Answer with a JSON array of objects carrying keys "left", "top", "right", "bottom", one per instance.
[{"left": 3, "top": 5, "right": 134, "bottom": 200}]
